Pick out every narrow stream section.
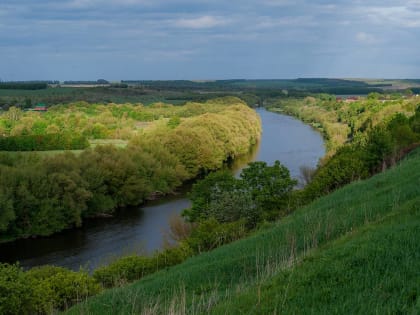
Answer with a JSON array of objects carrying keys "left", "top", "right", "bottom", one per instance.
[{"left": 0, "top": 109, "right": 325, "bottom": 271}]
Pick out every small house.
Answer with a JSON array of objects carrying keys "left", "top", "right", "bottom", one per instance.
[{"left": 33, "top": 103, "right": 48, "bottom": 112}]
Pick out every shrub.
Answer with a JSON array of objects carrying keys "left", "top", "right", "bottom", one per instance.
[
  {"left": 0, "top": 264, "right": 100, "bottom": 314},
  {"left": 93, "top": 243, "right": 193, "bottom": 288},
  {"left": 186, "top": 218, "right": 248, "bottom": 253},
  {"left": 0, "top": 264, "right": 33, "bottom": 315},
  {"left": 26, "top": 266, "right": 101, "bottom": 313},
  {"left": 304, "top": 145, "right": 370, "bottom": 200}
]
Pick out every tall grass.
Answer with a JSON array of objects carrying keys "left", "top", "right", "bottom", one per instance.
[
  {"left": 211, "top": 197, "right": 420, "bottom": 314},
  {"left": 66, "top": 148, "right": 420, "bottom": 314}
]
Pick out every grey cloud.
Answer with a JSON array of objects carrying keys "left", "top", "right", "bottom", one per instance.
[{"left": 1, "top": 0, "right": 419, "bottom": 79}]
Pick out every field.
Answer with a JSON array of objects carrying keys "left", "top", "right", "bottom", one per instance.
[
  {"left": 66, "top": 148, "right": 420, "bottom": 314},
  {"left": 1, "top": 78, "right": 419, "bottom": 110}
]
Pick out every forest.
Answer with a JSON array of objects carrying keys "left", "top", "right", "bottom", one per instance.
[{"left": 0, "top": 97, "right": 261, "bottom": 241}]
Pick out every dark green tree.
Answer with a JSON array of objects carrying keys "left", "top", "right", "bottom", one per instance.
[{"left": 240, "top": 161, "right": 297, "bottom": 219}]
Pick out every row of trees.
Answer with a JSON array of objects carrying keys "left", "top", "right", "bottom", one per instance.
[
  {"left": 269, "top": 93, "right": 418, "bottom": 154},
  {"left": 0, "top": 98, "right": 249, "bottom": 141},
  {"left": 300, "top": 108, "right": 420, "bottom": 202},
  {"left": 0, "top": 133, "right": 89, "bottom": 151},
  {"left": 0, "top": 83, "right": 48, "bottom": 90}
]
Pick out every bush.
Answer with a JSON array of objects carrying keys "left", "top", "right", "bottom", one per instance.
[
  {"left": 93, "top": 243, "right": 193, "bottom": 287},
  {"left": 186, "top": 218, "right": 247, "bottom": 253},
  {"left": 94, "top": 256, "right": 156, "bottom": 287},
  {"left": 26, "top": 266, "right": 101, "bottom": 312},
  {"left": 0, "top": 264, "right": 33, "bottom": 315},
  {"left": 304, "top": 145, "right": 370, "bottom": 200},
  {"left": 0, "top": 264, "right": 100, "bottom": 314},
  {"left": 185, "top": 161, "right": 297, "bottom": 227}
]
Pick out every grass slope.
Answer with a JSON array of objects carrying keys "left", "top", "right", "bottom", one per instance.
[
  {"left": 66, "top": 149, "right": 420, "bottom": 315},
  {"left": 211, "top": 198, "right": 420, "bottom": 314}
]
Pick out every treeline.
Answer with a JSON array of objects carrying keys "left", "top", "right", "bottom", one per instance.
[
  {"left": 0, "top": 83, "right": 48, "bottom": 90},
  {"left": 268, "top": 93, "right": 419, "bottom": 153},
  {"left": 302, "top": 109, "right": 420, "bottom": 201},
  {"left": 0, "top": 100, "right": 261, "bottom": 240},
  {"left": 0, "top": 133, "right": 89, "bottom": 151},
  {"left": 62, "top": 79, "right": 109, "bottom": 85},
  {"left": 0, "top": 98, "right": 250, "bottom": 141}
]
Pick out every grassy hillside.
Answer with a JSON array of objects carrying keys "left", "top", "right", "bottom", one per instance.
[{"left": 66, "top": 148, "right": 420, "bottom": 314}]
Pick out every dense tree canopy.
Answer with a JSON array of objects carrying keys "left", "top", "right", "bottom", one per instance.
[
  {"left": 0, "top": 98, "right": 261, "bottom": 240},
  {"left": 185, "top": 160, "right": 297, "bottom": 228}
]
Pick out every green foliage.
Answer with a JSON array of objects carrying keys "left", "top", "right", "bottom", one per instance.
[
  {"left": 0, "top": 264, "right": 33, "bottom": 315},
  {"left": 304, "top": 145, "right": 370, "bottom": 200},
  {"left": 66, "top": 148, "right": 420, "bottom": 315},
  {"left": 94, "top": 256, "right": 156, "bottom": 288},
  {"left": 0, "top": 264, "right": 100, "bottom": 315},
  {"left": 0, "top": 133, "right": 89, "bottom": 151},
  {"left": 185, "top": 171, "right": 239, "bottom": 222},
  {"left": 93, "top": 243, "right": 193, "bottom": 288},
  {"left": 186, "top": 218, "right": 247, "bottom": 253},
  {"left": 304, "top": 111, "right": 420, "bottom": 201},
  {"left": 207, "top": 190, "right": 257, "bottom": 227},
  {"left": 268, "top": 94, "right": 418, "bottom": 154},
  {"left": 167, "top": 115, "right": 181, "bottom": 128},
  {"left": 0, "top": 98, "right": 261, "bottom": 241},
  {"left": 268, "top": 95, "right": 420, "bottom": 203},
  {"left": 0, "top": 83, "right": 47, "bottom": 90},
  {"left": 26, "top": 266, "right": 101, "bottom": 313},
  {"left": 409, "top": 105, "right": 420, "bottom": 133},
  {"left": 185, "top": 161, "right": 297, "bottom": 229},
  {"left": 240, "top": 161, "right": 297, "bottom": 219}
]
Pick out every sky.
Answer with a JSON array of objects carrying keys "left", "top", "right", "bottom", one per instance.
[{"left": 1, "top": 0, "right": 420, "bottom": 80}]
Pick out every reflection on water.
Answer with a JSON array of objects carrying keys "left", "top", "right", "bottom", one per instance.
[{"left": 0, "top": 108, "right": 325, "bottom": 271}]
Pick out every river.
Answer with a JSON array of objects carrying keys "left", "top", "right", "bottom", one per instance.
[{"left": 0, "top": 109, "right": 325, "bottom": 271}]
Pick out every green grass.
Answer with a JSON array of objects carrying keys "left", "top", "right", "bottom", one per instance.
[
  {"left": 0, "top": 149, "right": 84, "bottom": 158},
  {"left": 211, "top": 198, "right": 420, "bottom": 314},
  {"left": 88, "top": 139, "right": 128, "bottom": 148},
  {"left": 66, "top": 148, "right": 420, "bottom": 315},
  {"left": 0, "top": 139, "right": 128, "bottom": 158}
]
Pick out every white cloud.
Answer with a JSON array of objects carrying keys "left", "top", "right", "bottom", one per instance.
[
  {"left": 360, "top": 5, "right": 420, "bottom": 28},
  {"left": 262, "top": 0, "right": 301, "bottom": 6},
  {"left": 174, "top": 15, "right": 229, "bottom": 29},
  {"left": 255, "top": 16, "right": 317, "bottom": 29},
  {"left": 64, "top": 0, "right": 154, "bottom": 9},
  {"left": 355, "top": 31, "right": 377, "bottom": 43}
]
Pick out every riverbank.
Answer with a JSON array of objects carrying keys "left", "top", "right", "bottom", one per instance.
[
  {"left": 0, "top": 99, "right": 261, "bottom": 243},
  {"left": 0, "top": 108, "right": 325, "bottom": 271},
  {"left": 65, "top": 143, "right": 420, "bottom": 314}
]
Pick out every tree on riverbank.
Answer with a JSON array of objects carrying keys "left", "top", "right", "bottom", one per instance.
[{"left": 0, "top": 98, "right": 261, "bottom": 241}]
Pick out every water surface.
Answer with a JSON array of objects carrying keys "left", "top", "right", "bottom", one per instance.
[{"left": 0, "top": 109, "right": 325, "bottom": 271}]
